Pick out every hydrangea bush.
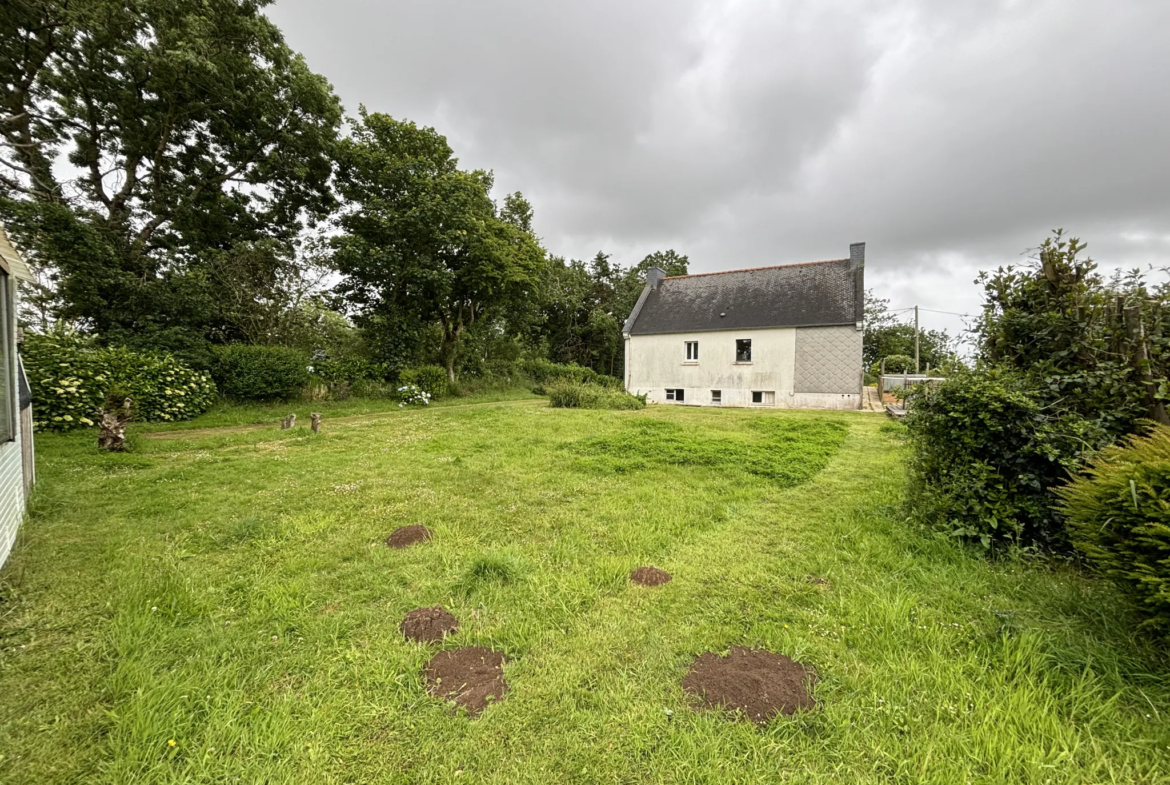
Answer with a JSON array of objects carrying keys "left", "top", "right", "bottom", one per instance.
[
  {"left": 397, "top": 384, "right": 431, "bottom": 407},
  {"left": 23, "top": 329, "right": 217, "bottom": 431}
]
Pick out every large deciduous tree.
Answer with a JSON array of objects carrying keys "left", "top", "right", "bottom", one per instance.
[
  {"left": 0, "top": 0, "right": 342, "bottom": 354},
  {"left": 332, "top": 111, "right": 546, "bottom": 382}
]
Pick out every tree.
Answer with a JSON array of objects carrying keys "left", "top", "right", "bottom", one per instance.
[
  {"left": 863, "top": 290, "right": 954, "bottom": 371},
  {"left": 332, "top": 111, "right": 547, "bottom": 382},
  {"left": 0, "top": 0, "right": 342, "bottom": 354}
]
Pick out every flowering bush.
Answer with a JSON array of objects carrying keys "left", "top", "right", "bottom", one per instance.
[
  {"left": 23, "top": 329, "right": 217, "bottom": 431},
  {"left": 397, "top": 365, "right": 449, "bottom": 398},
  {"left": 397, "top": 384, "right": 431, "bottom": 407}
]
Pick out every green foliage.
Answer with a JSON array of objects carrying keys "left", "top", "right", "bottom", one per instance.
[
  {"left": 535, "top": 250, "right": 689, "bottom": 376},
  {"left": 522, "top": 358, "right": 620, "bottom": 394},
  {"left": 879, "top": 354, "right": 915, "bottom": 374},
  {"left": 546, "top": 381, "right": 646, "bottom": 410},
  {"left": 976, "top": 230, "right": 1168, "bottom": 438},
  {"left": 309, "top": 357, "right": 389, "bottom": 385},
  {"left": 332, "top": 111, "right": 547, "bottom": 382},
  {"left": 23, "top": 329, "right": 215, "bottom": 430},
  {"left": 398, "top": 365, "right": 449, "bottom": 398},
  {"left": 904, "top": 371, "right": 1107, "bottom": 550},
  {"left": 1, "top": 0, "right": 342, "bottom": 349},
  {"left": 210, "top": 345, "right": 309, "bottom": 401},
  {"left": 1057, "top": 426, "right": 1170, "bottom": 633}
]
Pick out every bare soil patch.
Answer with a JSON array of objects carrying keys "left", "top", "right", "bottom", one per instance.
[
  {"left": 424, "top": 646, "right": 508, "bottom": 716},
  {"left": 630, "top": 566, "right": 672, "bottom": 586},
  {"left": 386, "top": 525, "right": 433, "bottom": 549},
  {"left": 401, "top": 606, "right": 460, "bottom": 643},
  {"left": 682, "top": 646, "right": 815, "bottom": 723}
]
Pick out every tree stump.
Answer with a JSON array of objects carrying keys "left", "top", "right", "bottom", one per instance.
[
  {"left": 310, "top": 413, "right": 322, "bottom": 433},
  {"left": 98, "top": 399, "right": 132, "bottom": 452},
  {"left": 281, "top": 413, "right": 296, "bottom": 429}
]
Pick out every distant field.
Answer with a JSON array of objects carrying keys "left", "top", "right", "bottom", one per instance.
[{"left": 1, "top": 401, "right": 1167, "bottom": 784}]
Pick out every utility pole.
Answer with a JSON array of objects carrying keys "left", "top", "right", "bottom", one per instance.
[{"left": 914, "top": 305, "right": 920, "bottom": 374}]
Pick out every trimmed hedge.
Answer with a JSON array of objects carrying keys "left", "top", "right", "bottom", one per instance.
[
  {"left": 546, "top": 380, "right": 645, "bottom": 410},
  {"left": 23, "top": 330, "right": 216, "bottom": 430},
  {"left": 1057, "top": 426, "right": 1170, "bottom": 634},
  {"left": 210, "top": 345, "right": 309, "bottom": 401}
]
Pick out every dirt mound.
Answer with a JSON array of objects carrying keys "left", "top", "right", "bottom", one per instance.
[
  {"left": 386, "top": 525, "right": 433, "bottom": 549},
  {"left": 630, "top": 566, "right": 672, "bottom": 586},
  {"left": 424, "top": 646, "right": 508, "bottom": 716},
  {"left": 682, "top": 646, "right": 815, "bottom": 723},
  {"left": 401, "top": 606, "right": 460, "bottom": 643}
]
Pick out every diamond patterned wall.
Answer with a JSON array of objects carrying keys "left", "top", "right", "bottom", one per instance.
[{"left": 794, "top": 326, "right": 862, "bottom": 394}]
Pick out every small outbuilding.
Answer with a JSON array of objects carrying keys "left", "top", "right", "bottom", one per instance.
[
  {"left": 622, "top": 243, "right": 865, "bottom": 409},
  {"left": 0, "top": 224, "right": 36, "bottom": 569}
]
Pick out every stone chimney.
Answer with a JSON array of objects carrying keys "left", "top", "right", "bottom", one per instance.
[
  {"left": 646, "top": 267, "right": 667, "bottom": 290},
  {"left": 850, "top": 242, "right": 865, "bottom": 326}
]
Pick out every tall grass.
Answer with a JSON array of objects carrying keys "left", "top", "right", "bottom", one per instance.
[{"left": 1, "top": 403, "right": 1166, "bottom": 784}]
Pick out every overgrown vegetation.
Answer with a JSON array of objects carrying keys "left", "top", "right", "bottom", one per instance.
[
  {"left": 906, "top": 231, "right": 1169, "bottom": 553},
  {"left": 209, "top": 345, "right": 309, "bottom": 401},
  {"left": 546, "top": 380, "right": 645, "bottom": 410},
  {"left": 1057, "top": 425, "right": 1170, "bottom": 632},
  {"left": 2, "top": 403, "right": 1165, "bottom": 783},
  {"left": 23, "top": 328, "right": 216, "bottom": 429}
]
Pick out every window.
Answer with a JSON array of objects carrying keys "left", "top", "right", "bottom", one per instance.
[
  {"left": 751, "top": 390, "right": 775, "bottom": 406},
  {"left": 711, "top": 390, "right": 721, "bottom": 404},
  {"left": 665, "top": 388, "right": 685, "bottom": 402},
  {"left": 685, "top": 341, "right": 699, "bottom": 361},
  {"left": 0, "top": 273, "right": 12, "bottom": 441},
  {"left": 735, "top": 338, "right": 752, "bottom": 362}
]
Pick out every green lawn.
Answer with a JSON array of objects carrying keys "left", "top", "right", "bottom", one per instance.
[{"left": 1, "top": 399, "right": 1167, "bottom": 784}]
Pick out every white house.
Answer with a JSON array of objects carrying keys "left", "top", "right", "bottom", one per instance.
[
  {"left": 623, "top": 243, "right": 865, "bottom": 410},
  {"left": 0, "top": 224, "right": 36, "bottom": 569}
]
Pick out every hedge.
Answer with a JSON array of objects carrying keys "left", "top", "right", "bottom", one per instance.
[
  {"left": 546, "top": 380, "right": 645, "bottom": 410},
  {"left": 23, "top": 330, "right": 216, "bottom": 430},
  {"left": 210, "top": 345, "right": 309, "bottom": 401}
]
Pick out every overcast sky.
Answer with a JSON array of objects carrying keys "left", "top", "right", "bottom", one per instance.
[{"left": 268, "top": 0, "right": 1170, "bottom": 343}]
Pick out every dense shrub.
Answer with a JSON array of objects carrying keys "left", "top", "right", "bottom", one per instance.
[
  {"left": 521, "top": 359, "right": 620, "bottom": 394},
  {"left": 546, "top": 380, "right": 645, "bottom": 410},
  {"left": 398, "top": 365, "right": 449, "bottom": 398},
  {"left": 210, "top": 345, "right": 308, "bottom": 401},
  {"left": 904, "top": 371, "right": 1106, "bottom": 550},
  {"left": 880, "top": 354, "right": 915, "bottom": 374},
  {"left": 1056, "top": 426, "right": 1170, "bottom": 633},
  {"left": 23, "top": 330, "right": 216, "bottom": 430},
  {"left": 309, "top": 356, "right": 389, "bottom": 384}
]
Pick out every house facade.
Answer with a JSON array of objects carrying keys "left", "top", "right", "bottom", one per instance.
[
  {"left": 0, "top": 224, "right": 36, "bottom": 570},
  {"left": 623, "top": 243, "right": 865, "bottom": 410}
]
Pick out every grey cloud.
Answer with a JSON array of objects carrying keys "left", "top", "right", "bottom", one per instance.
[{"left": 268, "top": 0, "right": 1170, "bottom": 333}]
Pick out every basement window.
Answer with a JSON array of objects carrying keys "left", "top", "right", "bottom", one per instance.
[
  {"left": 685, "top": 341, "right": 699, "bottom": 361},
  {"left": 665, "top": 388, "right": 685, "bottom": 402},
  {"left": 751, "top": 390, "right": 775, "bottom": 406},
  {"left": 711, "top": 390, "right": 722, "bottom": 405},
  {"left": 735, "top": 339, "right": 752, "bottom": 363}
]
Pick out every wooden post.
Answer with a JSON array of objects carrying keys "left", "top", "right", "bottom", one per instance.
[
  {"left": 281, "top": 413, "right": 296, "bottom": 430},
  {"left": 914, "top": 305, "right": 920, "bottom": 374},
  {"left": 310, "top": 413, "right": 322, "bottom": 434}
]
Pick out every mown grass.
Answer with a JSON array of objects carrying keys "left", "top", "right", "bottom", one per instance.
[{"left": 1, "top": 400, "right": 1168, "bottom": 784}]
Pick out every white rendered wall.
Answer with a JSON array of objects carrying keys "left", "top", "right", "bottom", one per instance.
[{"left": 625, "top": 327, "right": 797, "bottom": 408}]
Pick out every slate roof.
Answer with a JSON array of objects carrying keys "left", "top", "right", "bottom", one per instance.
[{"left": 625, "top": 258, "right": 860, "bottom": 335}]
